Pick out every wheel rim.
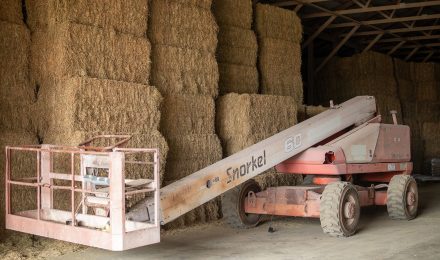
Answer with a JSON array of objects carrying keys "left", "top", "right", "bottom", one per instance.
[
  {"left": 339, "top": 187, "right": 360, "bottom": 235},
  {"left": 238, "top": 181, "right": 261, "bottom": 226},
  {"left": 405, "top": 179, "right": 418, "bottom": 218}
]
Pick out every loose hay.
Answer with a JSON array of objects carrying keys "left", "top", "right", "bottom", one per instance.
[
  {"left": 0, "top": 22, "right": 33, "bottom": 132},
  {"left": 0, "top": 0, "right": 23, "bottom": 24},
  {"left": 36, "top": 77, "right": 162, "bottom": 137},
  {"left": 218, "top": 64, "right": 259, "bottom": 94},
  {"left": 213, "top": 0, "right": 252, "bottom": 29},
  {"left": 255, "top": 3, "right": 302, "bottom": 43},
  {"left": 31, "top": 23, "right": 151, "bottom": 87},
  {"left": 25, "top": 0, "right": 149, "bottom": 36},
  {"left": 161, "top": 94, "right": 215, "bottom": 136},
  {"left": 259, "top": 38, "right": 303, "bottom": 100}
]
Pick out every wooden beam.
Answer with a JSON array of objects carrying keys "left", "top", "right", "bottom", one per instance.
[
  {"left": 302, "top": 15, "right": 336, "bottom": 49},
  {"left": 272, "top": 0, "right": 329, "bottom": 7},
  {"left": 316, "top": 25, "right": 359, "bottom": 73},
  {"left": 423, "top": 52, "right": 435, "bottom": 62},
  {"left": 381, "top": 42, "right": 440, "bottom": 49},
  {"left": 328, "top": 14, "right": 440, "bottom": 28},
  {"left": 387, "top": 41, "right": 406, "bottom": 55},
  {"left": 405, "top": 47, "right": 420, "bottom": 61},
  {"left": 373, "top": 34, "right": 440, "bottom": 43},
  {"left": 294, "top": 4, "right": 303, "bottom": 12},
  {"left": 302, "top": 1, "right": 440, "bottom": 18},
  {"left": 362, "top": 33, "right": 383, "bottom": 53},
  {"left": 345, "top": 25, "right": 440, "bottom": 37}
]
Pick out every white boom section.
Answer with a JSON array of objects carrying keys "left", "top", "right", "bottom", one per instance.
[{"left": 157, "top": 96, "right": 375, "bottom": 224}]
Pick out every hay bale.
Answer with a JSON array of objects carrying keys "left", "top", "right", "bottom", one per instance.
[
  {"left": 320, "top": 52, "right": 394, "bottom": 80},
  {"left": 213, "top": 0, "right": 252, "bottom": 29},
  {"left": 36, "top": 77, "right": 162, "bottom": 137},
  {"left": 255, "top": 3, "right": 302, "bottom": 43},
  {"left": 394, "top": 58, "right": 412, "bottom": 81},
  {"left": 217, "top": 94, "right": 298, "bottom": 140},
  {"left": 218, "top": 64, "right": 259, "bottom": 94},
  {"left": 31, "top": 23, "right": 151, "bottom": 87},
  {"left": 422, "top": 122, "right": 440, "bottom": 140},
  {"left": 411, "top": 62, "right": 436, "bottom": 83},
  {"left": 161, "top": 95, "right": 215, "bottom": 136},
  {"left": 149, "top": 24, "right": 217, "bottom": 53},
  {"left": 150, "top": 45, "right": 219, "bottom": 97},
  {"left": 0, "top": 0, "right": 23, "bottom": 24},
  {"left": 0, "top": 132, "right": 39, "bottom": 232},
  {"left": 417, "top": 102, "right": 440, "bottom": 122},
  {"left": 259, "top": 38, "right": 303, "bottom": 100},
  {"left": 217, "top": 26, "right": 257, "bottom": 66},
  {"left": 415, "top": 81, "right": 438, "bottom": 101},
  {"left": 150, "top": 0, "right": 215, "bottom": 30},
  {"left": 168, "top": 0, "right": 212, "bottom": 9},
  {"left": 25, "top": 0, "right": 148, "bottom": 36},
  {"left": 0, "top": 22, "right": 33, "bottom": 132},
  {"left": 297, "top": 105, "right": 328, "bottom": 122},
  {"left": 396, "top": 79, "right": 415, "bottom": 101}
]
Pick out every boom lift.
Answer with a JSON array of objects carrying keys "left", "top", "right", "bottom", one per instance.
[{"left": 5, "top": 96, "right": 418, "bottom": 250}]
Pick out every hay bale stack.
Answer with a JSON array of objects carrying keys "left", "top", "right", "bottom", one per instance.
[
  {"left": 411, "top": 62, "right": 438, "bottom": 102},
  {"left": 422, "top": 123, "right": 440, "bottom": 159},
  {"left": 213, "top": 0, "right": 258, "bottom": 94},
  {"left": 37, "top": 77, "right": 162, "bottom": 136},
  {"left": 25, "top": 0, "right": 148, "bottom": 36},
  {"left": 160, "top": 96, "right": 223, "bottom": 229},
  {"left": 217, "top": 93, "right": 300, "bottom": 188},
  {"left": 394, "top": 58, "right": 414, "bottom": 101},
  {"left": 0, "top": 22, "right": 33, "bottom": 132},
  {"left": 149, "top": 0, "right": 218, "bottom": 97},
  {"left": 255, "top": 4, "right": 303, "bottom": 102},
  {"left": 316, "top": 52, "right": 401, "bottom": 124}
]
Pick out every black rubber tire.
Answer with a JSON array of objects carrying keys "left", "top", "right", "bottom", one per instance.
[
  {"left": 387, "top": 174, "right": 418, "bottom": 220},
  {"left": 222, "top": 180, "right": 262, "bottom": 228},
  {"left": 320, "top": 181, "right": 360, "bottom": 237}
]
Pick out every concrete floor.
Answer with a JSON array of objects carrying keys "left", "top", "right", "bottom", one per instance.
[{"left": 59, "top": 182, "right": 440, "bottom": 260}]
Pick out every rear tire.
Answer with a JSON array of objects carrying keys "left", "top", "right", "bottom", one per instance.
[
  {"left": 222, "top": 180, "right": 262, "bottom": 228},
  {"left": 387, "top": 174, "right": 418, "bottom": 220},
  {"left": 320, "top": 181, "right": 360, "bottom": 237}
]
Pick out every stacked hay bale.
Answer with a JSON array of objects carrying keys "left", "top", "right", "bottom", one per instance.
[
  {"left": 412, "top": 63, "right": 440, "bottom": 171},
  {"left": 213, "top": 0, "right": 258, "bottom": 94},
  {"left": 149, "top": 0, "right": 222, "bottom": 228},
  {"left": 217, "top": 94, "right": 301, "bottom": 189},
  {"left": 0, "top": 9, "right": 38, "bottom": 234},
  {"left": 316, "top": 52, "right": 402, "bottom": 124},
  {"left": 27, "top": 1, "right": 168, "bottom": 209},
  {"left": 255, "top": 4, "right": 303, "bottom": 102},
  {"left": 297, "top": 105, "right": 328, "bottom": 122}
]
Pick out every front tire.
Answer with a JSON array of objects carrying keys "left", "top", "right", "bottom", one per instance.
[
  {"left": 222, "top": 180, "right": 262, "bottom": 228},
  {"left": 320, "top": 181, "right": 360, "bottom": 237},
  {"left": 387, "top": 174, "right": 418, "bottom": 220}
]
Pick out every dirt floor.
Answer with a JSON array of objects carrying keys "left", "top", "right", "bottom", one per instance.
[{"left": 3, "top": 182, "right": 440, "bottom": 259}]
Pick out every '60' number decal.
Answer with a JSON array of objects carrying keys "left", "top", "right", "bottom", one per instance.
[{"left": 284, "top": 134, "right": 302, "bottom": 153}]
